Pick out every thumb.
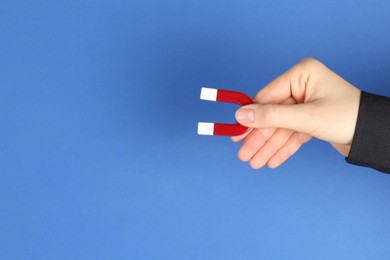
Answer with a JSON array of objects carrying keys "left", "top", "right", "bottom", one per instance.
[{"left": 235, "top": 103, "right": 315, "bottom": 134}]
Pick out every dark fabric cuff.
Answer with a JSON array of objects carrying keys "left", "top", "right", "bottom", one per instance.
[{"left": 346, "top": 91, "right": 390, "bottom": 173}]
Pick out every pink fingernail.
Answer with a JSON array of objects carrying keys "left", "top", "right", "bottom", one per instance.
[{"left": 237, "top": 109, "right": 254, "bottom": 123}]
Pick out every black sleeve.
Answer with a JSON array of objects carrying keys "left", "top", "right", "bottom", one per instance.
[{"left": 346, "top": 91, "right": 390, "bottom": 173}]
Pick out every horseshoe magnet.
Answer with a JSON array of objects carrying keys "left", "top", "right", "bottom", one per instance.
[{"left": 197, "top": 87, "right": 253, "bottom": 136}]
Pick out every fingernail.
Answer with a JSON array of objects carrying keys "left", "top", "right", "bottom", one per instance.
[{"left": 237, "top": 108, "right": 254, "bottom": 123}]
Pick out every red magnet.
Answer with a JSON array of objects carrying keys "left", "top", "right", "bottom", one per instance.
[{"left": 198, "top": 87, "right": 253, "bottom": 136}]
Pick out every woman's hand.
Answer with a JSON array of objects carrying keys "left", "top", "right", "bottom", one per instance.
[{"left": 232, "top": 58, "right": 361, "bottom": 169}]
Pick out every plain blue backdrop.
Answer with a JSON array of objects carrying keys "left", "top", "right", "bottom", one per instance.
[{"left": 2, "top": 0, "right": 390, "bottom": 259}]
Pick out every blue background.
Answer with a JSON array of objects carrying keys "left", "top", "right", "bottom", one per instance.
[{"left": 2, "top": 0, "right": 390, "bottom": 259}]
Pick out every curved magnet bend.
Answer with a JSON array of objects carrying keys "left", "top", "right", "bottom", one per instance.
[{"left": 198, "top": 87, "right": 253, "bottom": 136}]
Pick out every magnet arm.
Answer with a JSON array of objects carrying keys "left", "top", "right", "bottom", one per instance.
[
  {"left": 200, "top": 87, "right": 252, "bottom": 106},
  {"left": 197, "top": 122, "right": 251, "bottom": 136}
]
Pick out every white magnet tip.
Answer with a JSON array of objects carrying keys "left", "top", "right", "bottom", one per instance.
[
  {"left": 197, "top": 122, "right": 214, "bottom": 135},
  {"left": 200, "top": 87, "right": 217, "bottom": 101}
]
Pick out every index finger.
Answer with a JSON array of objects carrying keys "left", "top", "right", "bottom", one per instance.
[{"left": 254, "top": 62, "right": 310, "bottom": 104}]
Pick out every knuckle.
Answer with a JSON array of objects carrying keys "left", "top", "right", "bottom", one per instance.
[
  {"left": 262, "top": 104, "right": 276, "bottom": 125},
  {"left": 299, "top": 57, "right": 319, "bottom": 66},
  {"left": 293, "top": 57, "right": 322, "bottom": 73}
]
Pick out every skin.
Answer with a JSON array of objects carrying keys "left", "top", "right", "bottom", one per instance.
[{"left": 232, "top": 58, "right": 361, "bottom": 169}]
